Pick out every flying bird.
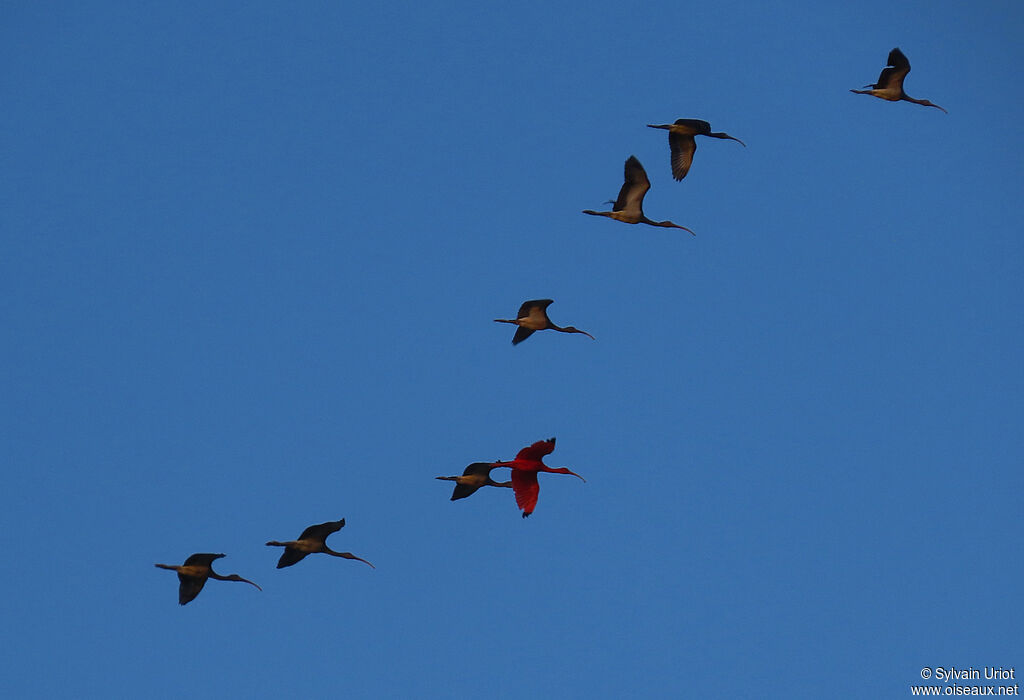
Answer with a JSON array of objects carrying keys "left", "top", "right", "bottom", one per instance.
[
  {"left": 583, "top": 156, "right": 695, "bottom": 235},
  {"left": 850, "top": 47, "right": 947, "bottom": 113},
  {"left": 154, "top": 552, "right": 262, "bottom": 605},
  {"left": 493, "top": 299, "right": 595, "bottom": 345},
  {"left": 491, "top": 437, "right": 585, "bottom": 518},
  {"left": 266, "top": 519, "right": 375, "bottom": 569},
  {"left": 646, "top": 119, "right": 745, "bottom": 180},
  {"left": 436, "top": 462, "right": 513, "bottom": 500}
]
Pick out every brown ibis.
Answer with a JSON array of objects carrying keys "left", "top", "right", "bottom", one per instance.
[
  {"left": 646, "top": 119, "right": 745, "bottom": 180},
  {"left": 266, "top": 518, "right": 375, "bottom": 569},
  {"left": 492, "top": 437, "right": 585, "bottom": 518},
  {"left": 583, "top": 156, "right": 695, "bottom": 235},
  {"left": 436, "top": 462, "right": 513, "bottom": 500},
  {"left": 154, "top": 552, "right": 261, "bottom": 605},
  {"left": 850, "top": 48, "right": 947, "bottom": 113},
  {"left": 493, "top": 299, "right": 595, "bottom": 345}
]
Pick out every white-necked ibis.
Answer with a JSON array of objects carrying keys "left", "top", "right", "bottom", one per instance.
[
  {"left": 583, "top": 156, "right": 695, "bottom": 235},
  {"left": 646, "top": 119, "right": 745, "bottom": 181},
  {"left": 266, "top": 518, "right": 375, "bottom": 569},
  {"left": 494, "top": 299, "right": 595, "bottom": 345},
  {"left": 436, "top": 462, "right": 512, "bottom": 500},
  {"left": 850, "top": 48, "right": 947, "bottom": 113},
  {"left": 154, "top": 552, "right": 262, "bottom": 605},
  {"left": 492, "top": 437, "right": 585, "bottom": 518}
]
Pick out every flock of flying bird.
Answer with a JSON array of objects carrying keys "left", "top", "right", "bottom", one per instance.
[{"left": 156, "top": 47, "right": 945, "bottom": 605}]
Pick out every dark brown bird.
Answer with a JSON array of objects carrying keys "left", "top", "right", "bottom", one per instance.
[
  {"left": 436, "top": 462, "right": 513, "bottom": 500},
  {"left": 493, "top": 299, "right": 595, "bottom": 345},
  {"left": 646, "top": 119, "right": 745, "bottom": 180},
  {"left": 154, "top": 552, "right": 262, "bottom": 605},
  {"left": 850, "top": 48, "right": 947, "bottom": 113},
  {"left": 266, "top": 519, "right": 375, "bottom": 569},
  {"left": 583, "top": 156, "right": 695, "bottom": 235}
]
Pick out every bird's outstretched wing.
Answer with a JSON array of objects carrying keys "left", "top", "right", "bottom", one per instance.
[
  {"left": 510, "top": 469, "right": 540, "bottom": 517},
  {"left": 887, "top": 47, "right": 910, "bottom": 72},
  {"left": 614, "top": 156, "right": 651, "bottom": 213},
  {"left": 674, "top": 118, "right": 711, "bottom": 132},
  {"left": 462, "top": 462, "right": 496, "bottom": 477},
  {"left": 668, "top": 132, "right": 698, "bottom": 181},
  {"left": 875, "top": 47, "right": 910, "bottom": 90},
  {"left": 515, "top": 437, "right": 556, "bottom": 462},
  {"left": 450, "top": 482, "right": 481, "bottom": 500},
  {"left": 512, "top": 327, "right": 534, "bottom": 345},
  {"left": 276, "top": 548, "right": 310, "bottom": 569},
  {"left": 183, "top": 553, "right": 223, "bottom": 567},
  {"left": 177, "top": 574, "right": 207, "bottom": 605},
  {"left": 298, "top": 519, "right": 345, "bottom": 541},
  {"left": 516, "top": 299, "right": 553, "bottom": 319}
]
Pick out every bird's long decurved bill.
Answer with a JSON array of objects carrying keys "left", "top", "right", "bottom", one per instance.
[{"left": 237, "top": 576, "right": 262, "bottom": 591}]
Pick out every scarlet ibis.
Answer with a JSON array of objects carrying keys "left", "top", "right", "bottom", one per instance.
[
  {"left": 583, "top": 156, "right": 695, "bottom": 235},
  {"left": 266, "top": 518, "right": 375, "bottom": 569},
  {"left": 494, "top": 299, "right": 595, "bottom": 345},
  {"left": 492, "top": 437, "right": 585, "bottom": 518},
  {"left": 850, "top": 48, "right": 947, "bottom": 113},
  {"left": 436, "top": 462, "right": 512, "bottom": 500},
  {"left": 154, "top": 552, "right": 262, "bottom": 605},
  {"left": 646, "top": 119, "right": 745, "bottom": 181}
]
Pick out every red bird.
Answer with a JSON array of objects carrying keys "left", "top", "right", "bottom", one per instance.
[{"left": 492, "top": 438, "right": 585, "bottom": 517}]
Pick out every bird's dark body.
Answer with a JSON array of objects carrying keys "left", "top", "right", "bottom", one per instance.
[{"left": 850, "top": 48, "right": 947, "bottom": 113}]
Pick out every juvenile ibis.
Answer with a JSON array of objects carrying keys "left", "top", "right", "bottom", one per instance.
[
  {"left": 583, "top": 156, "right": 695, "bottom": 235},
  {"left": 436, "top": 462, "right": 512, "bottom": 500},
  {"left": 646, "top": 119, "right": 745, "bottom": 181},
  {"left": 266, "top": 518, "right": 375, "bottom": 569},
  {"left": 492, "top": 437, "right": 585, "bottom": 518},
  {"left": 850, "top": 48, "right": 947, "bottom": 113},
  {"left": 154, "top": 552, "right": 261, "bottom": 605},
  {"left": 494, "top": 299, "right": 595, "bottom": 345}
]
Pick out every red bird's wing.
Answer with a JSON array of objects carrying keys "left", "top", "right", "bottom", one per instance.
[
  {"left": 514, "top": 438, "right": 556, "bottom": 462},
  {"left": 510, "top": 469, "right": 540, "bottom": 516}
]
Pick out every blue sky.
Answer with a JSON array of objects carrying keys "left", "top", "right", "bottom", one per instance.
[{"left": 2, "top": 1, "right": 1022, "bottom": 697}]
